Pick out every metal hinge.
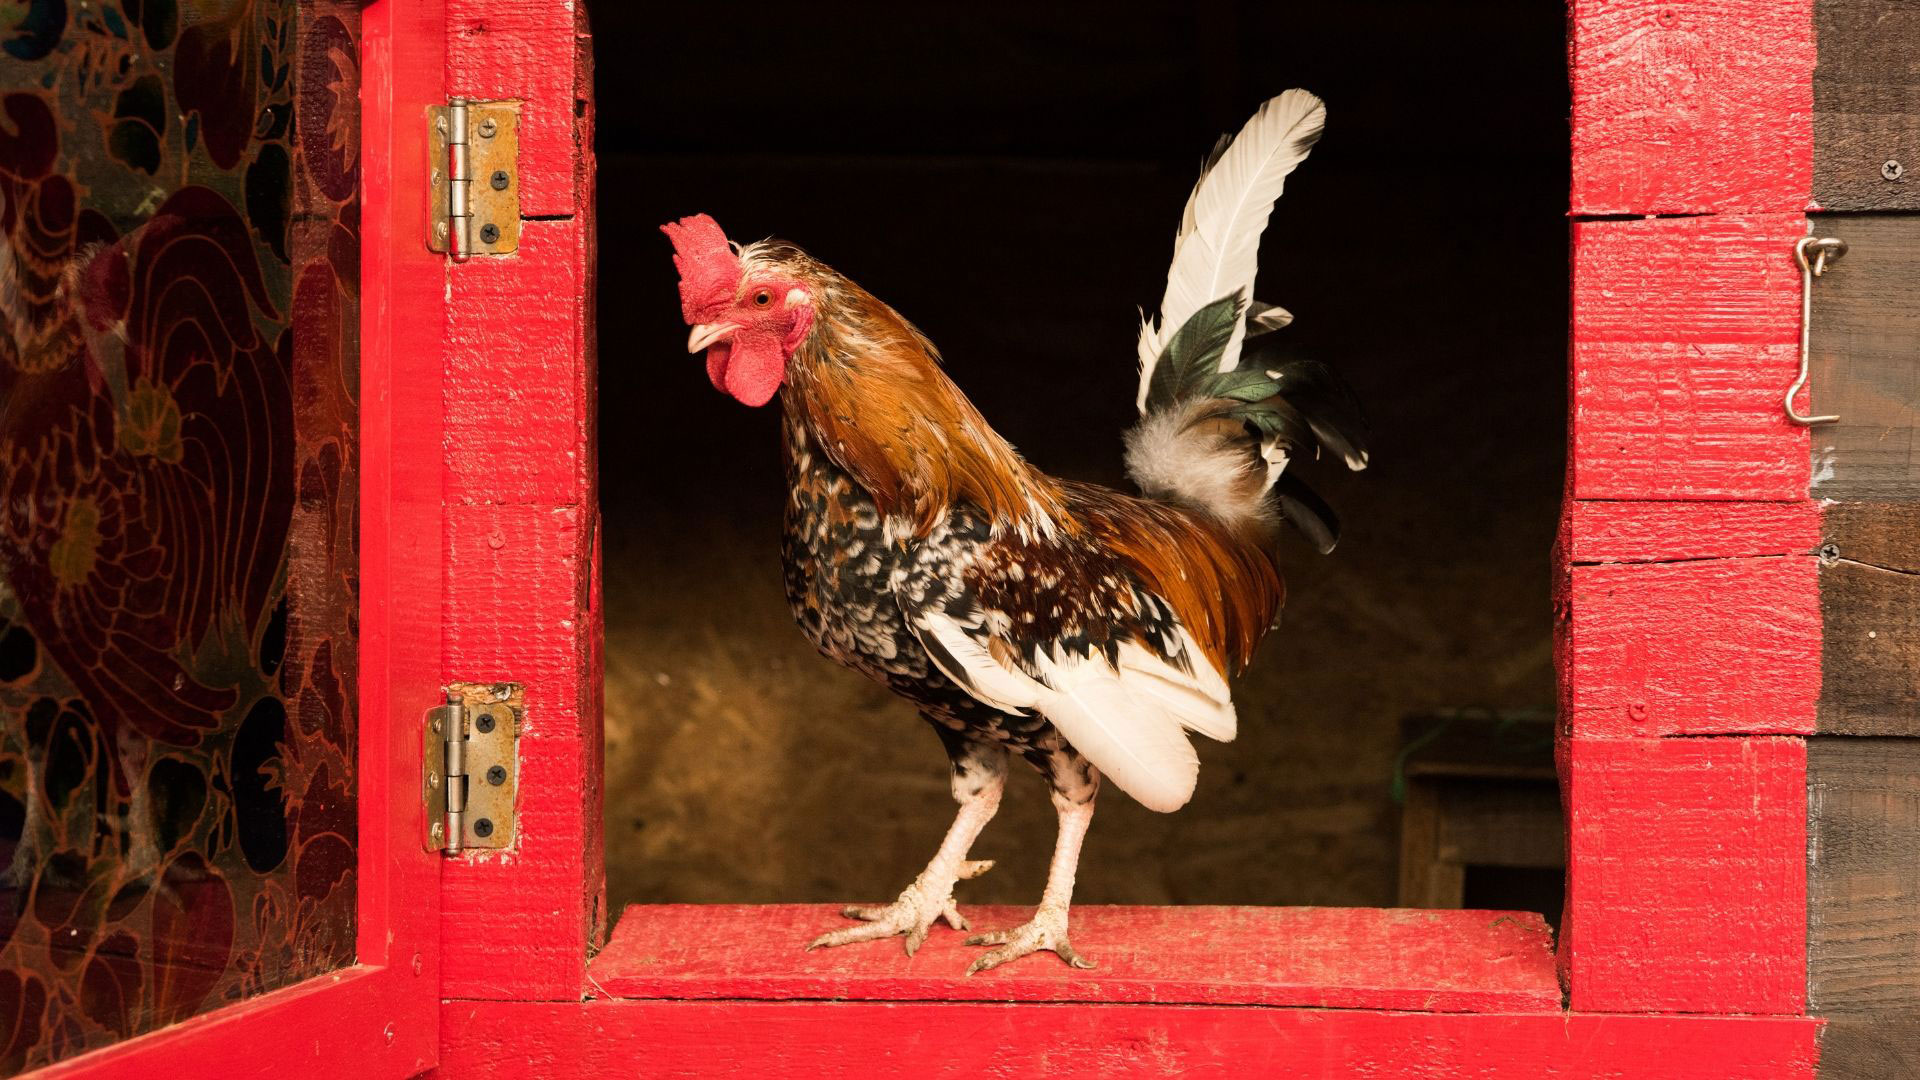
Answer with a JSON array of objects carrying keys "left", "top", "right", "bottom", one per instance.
[
  {"left": 429, "top": 98, "right": 521, "bottom": 258},
  {"left": 425, "top": 683, "right": 521, "bottom": 853}
]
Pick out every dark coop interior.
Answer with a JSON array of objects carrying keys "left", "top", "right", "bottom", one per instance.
[{"left": 594, "top": 0, "right": 1571, "bottom": 917}]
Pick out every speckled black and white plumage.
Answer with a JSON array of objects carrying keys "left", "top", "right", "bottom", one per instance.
[{"left": 780, "top": 410, "right": 1100, "bottom": 807}]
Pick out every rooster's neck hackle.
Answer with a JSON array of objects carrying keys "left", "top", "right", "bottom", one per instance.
[{"left": 759, "top": 244, "right": 1064, "bottom": 541}]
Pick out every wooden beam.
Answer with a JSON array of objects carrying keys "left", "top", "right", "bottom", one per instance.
[
  {"left": 440, "top": 999, "right": 1822, "bottom": 1080},
  {"left": 1808, "top": 737, "right": 1920, "bottom": 1078}
]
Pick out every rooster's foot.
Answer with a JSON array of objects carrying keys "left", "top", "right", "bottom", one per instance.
[
  {"left": 806, "top": 859, "right": 993, "bottom": 957},
  {"left": 963, "top": 904, "right": 1094, "bottom": 974}
]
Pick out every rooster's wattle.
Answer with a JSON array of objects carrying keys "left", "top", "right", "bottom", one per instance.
[{"left": 663, "top": 89, "right": 1367, "bottom": 973}]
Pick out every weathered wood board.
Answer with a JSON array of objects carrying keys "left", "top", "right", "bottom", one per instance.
[
  {"left": 1814, "top": 0, "right": 1920, "bottom": 211},
  {"left": 1807, "top": 215, "right": 1920, "bottom": 500},
  {"left": 1808, "top": 737, "right": 1920, "bottom": 1078},
  {"left": 1820, "top": 503, "right": 1920, "bottom": 736}
]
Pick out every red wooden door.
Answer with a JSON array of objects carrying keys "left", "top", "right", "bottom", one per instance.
[{"left": 1, "top": 2, "right": 446, "bottom": 1076}]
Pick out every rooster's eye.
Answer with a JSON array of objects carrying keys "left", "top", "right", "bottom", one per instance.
[{"left": 752, "top": 290, "right": 773, "bottom": 307}]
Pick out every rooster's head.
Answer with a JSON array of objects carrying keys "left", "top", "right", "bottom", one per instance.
[{"left": 662, "top": 213, "right": 815, "bottom": 407}]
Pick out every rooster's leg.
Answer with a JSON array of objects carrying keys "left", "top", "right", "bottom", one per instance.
[
  {"left": 964, "top": 764, "right": 1100, "bottom": 974},
  {"left": 807, "top": 729, "right": 1007, "bottom": 956}
]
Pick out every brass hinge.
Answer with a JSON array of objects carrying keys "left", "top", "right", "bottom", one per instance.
[
  {"left": 429, "top": 98, "right": 521, "bottom": 257},
  {"left": 425, "top": 682, "right": 521, "bottom": 853}
]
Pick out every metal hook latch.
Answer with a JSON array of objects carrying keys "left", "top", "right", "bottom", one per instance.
[{"left": 1787, "top": 235, "right": 1847, "bottom": 426}]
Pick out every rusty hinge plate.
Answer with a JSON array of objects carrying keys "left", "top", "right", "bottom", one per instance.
[
  {"left": 424, "top": 681, "right": 521, "bottom": 853},
  {"left": 428, "top": 99, "right": 521, "bottom": 256}
]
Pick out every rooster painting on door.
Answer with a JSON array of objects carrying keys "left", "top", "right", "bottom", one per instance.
[{"left": 1, "top": 1, "right": 1915, "bottom": 1078}]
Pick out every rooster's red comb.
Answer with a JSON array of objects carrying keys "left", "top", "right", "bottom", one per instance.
[{"left": 661, "top": 213, "right": 741, "bottom": 324}]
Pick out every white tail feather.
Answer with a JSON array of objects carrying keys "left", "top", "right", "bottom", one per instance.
[
  {"left": 1135, "top": 90, "right": 1326, "bottom": 413},
  {"left": 911, "top": 610, "right": 1237, "bottom": 814}
]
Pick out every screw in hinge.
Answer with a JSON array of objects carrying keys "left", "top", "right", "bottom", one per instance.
[
  {"left": 474, "top": 818, "right": 495, "bottom": 839},
  {"left": 430, "top": 821, "right": 445, "bottom": 845},
  {"left": 490, "top": 169, "right": 510, "bottom": 191},
  {"left": 479, "top": 223, "right": 501, "bottom": 245},
  {"left": 428, "top": 770, "right": 441, "bottom": 789},
  {"left": 476, "top": 711, "right": 496, "bottom": 734},
  {"left": 478, "top": 116, "right": 497, "bottom": 139},
  {"left": 1883, "top": 159, "right": 1905, "bottom": 181},
  {"left": 487, "top": 765, "right": 507, "bottom": 786},
  {"left": 431, "top": 715, "right": 443, "bottom": 734},
  {"left": 434, "top": 114, "right": 449, "bottom": 136}
]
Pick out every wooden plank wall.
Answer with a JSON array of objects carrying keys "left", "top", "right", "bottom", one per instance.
[{"left": 1808, "top": 3, "right": 1920, "bottom": 1074}]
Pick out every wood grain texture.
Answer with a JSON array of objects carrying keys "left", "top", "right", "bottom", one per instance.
[
  {"left": 1562, "top": 737, "right": 1807, "bottom": 1014},
  {"left": 1820, "top": 503, "right": 1920, "bottom": 736},
  {"left": 1566, "top": 558, "right": 1819, "bottom": 736},
  {"left": 439, "top": 0, "right": 600, "bottom": 1004},
  {"left": 441, "top": 504, "right": 598, "bottom": 999},
  {"left": 592, "top": 904, "right": 1559, "bottom": 1012},
  {"left": 447, "top": 0, "right": 585, "bottom": 218},
  {"left": 445, "top": 218, "right": 589, "bottom": 505},
  {"left": 1570, "top": 0, "right": 1813, "bottom": 214},
  {"left": 1813, "top": 0, "right": 1920, "bottom": 210},
  {"left": 437, "top": 1000, "right": 1822, "bottom": 1080},
  {"left": 1808, "top": 737, "right": 1920, "bottom": 1079},
  {"left": 1806, "top": 215, "right": 1920, "bottom": 499},
  {"left": 1572, "top": 216, "right": 1809, "bottom": 500},
  {"left": 1563, "top": 501, "right": 1822, "bottom": 564}
]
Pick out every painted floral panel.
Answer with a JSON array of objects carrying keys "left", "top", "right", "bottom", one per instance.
[{"left": 0, "top": 0, "right": 361, "bottom": 1069}]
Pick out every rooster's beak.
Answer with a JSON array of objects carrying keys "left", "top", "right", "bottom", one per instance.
[{"left": 687, "top": 323, "right": 736, "bottom": 353}]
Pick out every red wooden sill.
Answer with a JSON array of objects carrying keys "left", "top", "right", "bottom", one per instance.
[{"left": 590, "top": 905, "right": 1560, "bottom": 1012}]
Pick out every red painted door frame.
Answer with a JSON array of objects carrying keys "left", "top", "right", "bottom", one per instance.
[
  {"left": 433, "top": 1, "right": 1829, "bottom": 1076},
  {"left": 32, "top": 2, "right": 449, "bottom": 1076},
  {"left": 28, "top": 1, "right": 1840, "bottom": 1076}
]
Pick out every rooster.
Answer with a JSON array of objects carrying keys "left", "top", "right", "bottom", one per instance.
[{"left": 663, "top": 89, "right": 1365, "bottom": 973}]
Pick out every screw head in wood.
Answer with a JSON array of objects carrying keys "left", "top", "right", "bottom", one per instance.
[
  {"left": 474, "top": 818, "right": 495, "bottom": 838},
  {"left": 1820, "top": 542, "right": 1840, "bottom": 562},
  {"left": 487, "top": 765, "right": 507, "bottom": 786},
  {"left": 1883, "top": 159, "right": 1905, "bottom": 181},
  {"left": 479, "top": 223, "right": 501, "bottom": 245}
]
